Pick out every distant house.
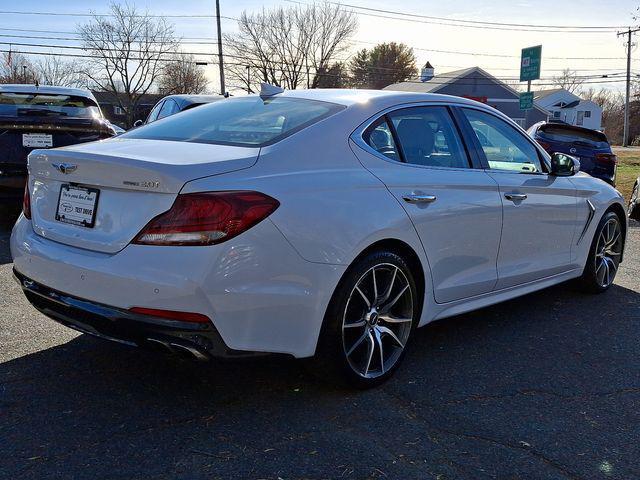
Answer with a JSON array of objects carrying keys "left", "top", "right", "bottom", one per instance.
[
  {"left": 534, "top": 88, "right": 602, "bottom": 131},
  {"left": 384, "top": 65, "right": 548, "bottom": 129},
  {"left": 91, "top": 91, "right": 164, "bottom": 128}
]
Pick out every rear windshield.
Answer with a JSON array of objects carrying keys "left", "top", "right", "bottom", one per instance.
[
  {"left": 0, "top": 92, "right": 101, "bottom": 119},
  {"left": 122, "top": 96, "right": 344, "bottom": 147},
  {"left": 538, "top": 124, "right": 609, "bottom": 148}
]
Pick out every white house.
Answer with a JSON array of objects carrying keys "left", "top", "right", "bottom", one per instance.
[{"left": 534, "top": 88, "right": 602, "bottom": 130}]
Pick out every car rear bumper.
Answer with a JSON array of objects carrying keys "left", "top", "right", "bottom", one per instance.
[
  {"left": 10, "top": 215, "right": 345, "bottom": 358},
  {"left": 13, "top": 268, "right": 243, "bottom": 359}
]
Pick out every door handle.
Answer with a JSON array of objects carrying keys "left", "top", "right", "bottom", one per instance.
[
  {"left": 403, "top": 194, "right": 437, "bottom": 204},
  {"left": 504, "top": 193, "right": 528, "bottom": 201}
]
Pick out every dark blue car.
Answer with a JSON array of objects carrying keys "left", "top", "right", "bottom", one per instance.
[{"left": 528, "top": 121, "right": 617, "bottom": 186}]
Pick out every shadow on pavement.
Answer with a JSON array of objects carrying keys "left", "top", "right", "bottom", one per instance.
[{"left": 2, "top": 278, "right": 640, "bottom": 479}]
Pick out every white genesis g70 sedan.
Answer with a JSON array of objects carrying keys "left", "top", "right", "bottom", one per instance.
[{"left": 11, "top": 88, "right": 627, "bottom": 387}]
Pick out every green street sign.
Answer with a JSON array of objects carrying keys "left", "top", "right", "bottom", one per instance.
[
  {"left": 519, "top": 91, "right": 534, "bottom": 110},
  {"left": 520, "top": 45, "right": 542, "bottom": 82}
]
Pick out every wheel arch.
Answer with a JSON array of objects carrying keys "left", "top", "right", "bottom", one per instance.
[{"left": 604, "top": 201, "right": 627, "bottom": 262}]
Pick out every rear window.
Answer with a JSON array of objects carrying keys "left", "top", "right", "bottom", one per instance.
[
  {"left": 0, "top": 92, "right": 101, "bottom": 119},
  {"left": 122, "top": 96, "right": 344, "bottom": 147},
  {"left": 538, "top": 124, "right": 609, "bottom": 148}
]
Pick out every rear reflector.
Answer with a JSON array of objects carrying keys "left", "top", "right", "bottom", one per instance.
[
  {"left": 129, "top": 307, "right": 211, "bottom": 324},
  {"left": 22, "top": 184, "right": 31, "bottom": 219},
  {"left": 132, "top": 191, "right": 279, "bottom": 246},
  {"left": 596, "top": 153, "right": 617, "bottom": 165}
]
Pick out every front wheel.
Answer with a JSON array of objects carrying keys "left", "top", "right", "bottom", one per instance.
[
  {"left": 580, "top": 211, "right": 623, "bottom": 293},
  {"left": 315, "top": 251, "right": 419, "bottom": 388}
]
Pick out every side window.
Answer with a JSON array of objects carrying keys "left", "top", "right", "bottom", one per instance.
[
  {"left": 364, "top": 118, "right": 400, "bottom": 162},
  {"left": 157, "top": 99, "right": 180, "bottom": 120},
  {"left": 146, "top": 101, "right": 164, "bottom": 124},
  {"left": 462, "top": 108, "right": 543, "bottom": 173},
  {"left": 387, "top": 106, "right": 470, "bottom": 168}
]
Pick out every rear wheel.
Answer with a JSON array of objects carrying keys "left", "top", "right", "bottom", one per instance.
[
  {"left": 629, "top": 182, "right": 639, "bottom": 221},
  {"left": 315, "top": 251, "right": 419, "bottom": 388},
  {"left": 580, "top": 211, "right": 623, "bottom": 293}
]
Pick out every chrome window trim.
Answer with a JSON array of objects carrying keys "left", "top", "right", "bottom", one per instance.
[
  {"left": 458, "top": 104, "right": 552, "bottom": 175},
  {"left": 350, "top": 101, "right": 480, "bottom": 172}
]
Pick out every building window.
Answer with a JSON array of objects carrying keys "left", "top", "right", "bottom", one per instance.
[
  {"left": 114, "top": 105, "right": 126, "bottom": 115},
  {"left": 584, "top": 111, "right": 591, "bottom": 118},
  {"left": 553, "top": 111, "right": 561, "bottom": 118}
]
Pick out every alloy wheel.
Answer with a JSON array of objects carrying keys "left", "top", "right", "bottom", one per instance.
[
  {"left": 342, "top": 263, "right": 413, "bottom": 379},
  {"left": 594, "top": 217, "right": 622, "bottom": 288}
]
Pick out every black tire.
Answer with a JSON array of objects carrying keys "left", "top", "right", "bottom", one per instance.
[
  {"left": 314, "top": 250, "right": 419, "bottom": 388},
  {"left": 629, "top": 182, "right": 640, "bottom": 221},
  {"left": 580, "top": 211, "right": 624, "bottom": 293}
]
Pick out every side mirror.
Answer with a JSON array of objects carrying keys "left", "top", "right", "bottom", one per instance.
[
  {"left": 133, "top": 119, "right": 143, "bottom": 128},
  {"left": 550, "top": 152, "right": 580, "bottom": 177}
]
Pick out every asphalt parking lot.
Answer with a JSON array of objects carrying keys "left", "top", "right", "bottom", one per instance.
[{"left": 1, "top": 214, "right": 640, "bottom": 480}]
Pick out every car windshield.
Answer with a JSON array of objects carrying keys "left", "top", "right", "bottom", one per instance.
[
  {"left": 122, "top": 96, "right": 344, "bottom": 147},
  {"left": 538, "top": 125, "right": 609, "bottom": 148},
  {"left": 0, "top": 92, "right": 101, "bottom": 119}
]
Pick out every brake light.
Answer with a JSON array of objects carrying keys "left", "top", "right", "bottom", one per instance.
[
  {"left": 596, "top": 153, "right": 617, "bottom": 165},
  {"left": 132, "top": 191, "right": 280, "bottom": 246},
  {"left": 22, "top": 184, "right": 31, "bottom": 219},
  {"left": 129, "top": 307, "right": 210, "bottom": 324}
]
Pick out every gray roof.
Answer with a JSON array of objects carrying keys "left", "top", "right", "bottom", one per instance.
[
  {"left": 534, "top": 88, "right": 565, "bottom": 100},
  {"left": 384, "top": 67, "right": 478, "bottom": 93}
]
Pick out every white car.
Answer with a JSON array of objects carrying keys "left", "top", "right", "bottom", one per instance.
[{"left": 10, "top": 88, "right": 627, "bottom": 387}]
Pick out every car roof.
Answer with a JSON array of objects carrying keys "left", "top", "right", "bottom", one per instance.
[
  {"left": 277, "top": 88, "right": 486, "bottom": 109},
  {"left": 0, "top": 84, "right": 97, "bottom": 101},
  {"left": 162, "top": 94, "right": 224, "bottom": 108}
]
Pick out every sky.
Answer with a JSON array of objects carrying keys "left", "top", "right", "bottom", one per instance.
[{"left": 1, "top": 0, "right": 638, "bottom": 94}]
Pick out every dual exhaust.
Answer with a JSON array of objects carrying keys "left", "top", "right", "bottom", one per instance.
[{"left": 145, "top": 337, "right": 209, "bottom": 361}]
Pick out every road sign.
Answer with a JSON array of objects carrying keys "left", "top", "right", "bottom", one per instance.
[
  {"left": 519, "top": 91, "right": 534, "bottom": 110},
  {"left": 520, "top": 45, "right": 542, "bottom": 82}
]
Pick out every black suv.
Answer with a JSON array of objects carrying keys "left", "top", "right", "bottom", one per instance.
[{"left": 0, "top": 85, "right": 116, "bottom": 210}]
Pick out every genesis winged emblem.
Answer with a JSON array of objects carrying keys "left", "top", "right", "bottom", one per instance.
[{"left": 52, "top": 162, "right": 78, "bottom": 174}]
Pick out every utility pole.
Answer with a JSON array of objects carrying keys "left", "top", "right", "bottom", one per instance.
[
  {"left": 618, "top": 27, "right": 639, "bottom": 147},
  {"left": 215, "top": 0, "right": 226, "bottom": 96}
]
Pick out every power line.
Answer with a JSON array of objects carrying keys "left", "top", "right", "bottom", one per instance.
[
  {"left": 285, "top": 0, "right": 625, "bottom": 33},
  {"left": 5, "top": 40, "right": 631, "bottom": 82},
  {"left": 3, "top": 48, "right": 633, "bottom": 88},
  {"left": 289, "top": 0, "right": 626, "bottom": 30}
]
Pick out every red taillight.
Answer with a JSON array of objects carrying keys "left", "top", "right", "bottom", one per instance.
[
  {"left": 129, "top": 307, "right": 211, "bottom": 324},
  {"left": 22, "top": 184, "right": 31, "bottom": 219},
  {"left": 596, "top": 153, "right": 617, "bottom": 165},
  {"left": 132, "top": 191, "right": 280, "bottom": 246}
]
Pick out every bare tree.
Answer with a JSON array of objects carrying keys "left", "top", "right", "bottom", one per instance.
[
  {"left": 0, "top": 52, "right": 39, "bottom": 84},
  {"left": 224, "top": 3, "right": 356, "bottom": 92},
  {"left": 78, "top": 2, "right": 179, "bottom": 127},
  {"left": 35, "top": 56, "right": 85, "bottom": 87},
  {"left": 158, "top": 54, "right": 209, "bottom": 95},
  {"left": 581, "top": 86, "right": 625, "bottom": 141},
  {"left": 552, "top": 68, "right": 585, "bottom": 93}
]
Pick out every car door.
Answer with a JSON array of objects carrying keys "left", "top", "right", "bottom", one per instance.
[
  {"left": 351, "top": 105, "right": 503, "bottom": 304},
  {"left": 459, "top": 107, "right": 578, "bottom": 289}
]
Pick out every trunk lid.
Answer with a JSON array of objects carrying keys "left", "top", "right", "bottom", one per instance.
[{"left": 28, "top": 138, "right": 259, "bottom": 253}]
